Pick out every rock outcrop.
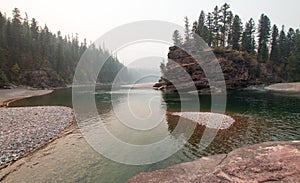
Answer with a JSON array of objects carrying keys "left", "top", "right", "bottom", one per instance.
[
  {"left": 127, "top": 141, "right": 300, "bottom": 183},
  {"left": 154, "top": 46, "right": 272, "bottom": 93}
]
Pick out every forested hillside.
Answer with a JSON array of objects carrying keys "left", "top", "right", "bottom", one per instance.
[
  {"left": 172, "top": 3, "right": 300, "bottom": 82},
  {"left": 0, "top": 8, "right": 126, "bottom": 88}
]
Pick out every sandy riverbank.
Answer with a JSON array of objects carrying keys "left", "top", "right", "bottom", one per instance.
[
  {"left": 0, "top": 106, "right": 74, "bottom": 167},
  {"left": 265, "top": 82, "right": 300, "bottom": 92},
  {"left": 0, "top": 88, "right": 53, "bottom": 107}
]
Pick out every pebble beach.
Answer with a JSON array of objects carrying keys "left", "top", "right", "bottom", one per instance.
[{"left": 0, "top": 106, "right": 74, "bottom": 166}]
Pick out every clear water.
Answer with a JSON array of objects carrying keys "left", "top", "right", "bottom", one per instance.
[{"left": 10, "top": 87, "right": 300, "bottom": 182}]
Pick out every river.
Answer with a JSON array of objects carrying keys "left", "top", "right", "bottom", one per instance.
[{"left": 7, "top": 86, "right": 300, "bottom": 182}]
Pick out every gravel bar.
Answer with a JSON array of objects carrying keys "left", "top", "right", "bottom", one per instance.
[
  {"left": 0, "top": 106, "right": 74, "bottom": 166},
  {"left": 171, "top": 112, "right": 235, "bottom": 129},
  {"left": 265, "top": 82, "right": 300, "bottom": 92}
]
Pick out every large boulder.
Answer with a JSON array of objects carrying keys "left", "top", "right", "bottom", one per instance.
[{"left": 127, "top": 141, "right": 300, "bottom": 183}]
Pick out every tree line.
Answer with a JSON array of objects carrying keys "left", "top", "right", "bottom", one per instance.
[
  {"left": 0, "top": 8, "right": 125, "bottom": 87},
  {"left": 173, "top": 3, "right": 300, "bottom": 82}
]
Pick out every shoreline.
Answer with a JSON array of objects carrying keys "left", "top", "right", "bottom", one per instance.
[
  {"left": 0, "top": 122, "right": 76, "bottom": 170},
  {"left": 0, "top": 88, "right": 54, "bottom": 107},
  {"left": 0, "top": 106, "right": 75, "bottom": 168},
  {"left": 0, "top": 123, "right": 78, "bottom": 182},
  {"left": 265, "top": 82, "right": 300, "bottom": 92}
]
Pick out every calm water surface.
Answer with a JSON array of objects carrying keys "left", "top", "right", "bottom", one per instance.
[{"left": 10, "top": 87, "right": 300, "bottom": 182}]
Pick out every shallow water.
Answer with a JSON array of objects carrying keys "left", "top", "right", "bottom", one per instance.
[{"left": 9, "top": 87, "right": 300, "bottom": 182}]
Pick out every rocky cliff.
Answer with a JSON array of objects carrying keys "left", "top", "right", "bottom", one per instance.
[
  {"left": 127, "top": 141, "right": 300, "bottom": 182},
  {"left": 154, "top": 46, "right": 273, "bottom": 93}
]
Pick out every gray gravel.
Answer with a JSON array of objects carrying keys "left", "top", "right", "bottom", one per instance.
[
  {"left": 0, "top": 106, "right": 74, "bottom": 165},
  {"left": 171, "top": 112, "right": 235, "bottom": 129}
]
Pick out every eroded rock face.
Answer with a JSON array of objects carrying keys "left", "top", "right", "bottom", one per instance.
[
  {"left": 126, "top": 141, "right": 300, "bottom": 183},
  {"left": 154, "top": 46, "right": 272, "bottom": 93}
]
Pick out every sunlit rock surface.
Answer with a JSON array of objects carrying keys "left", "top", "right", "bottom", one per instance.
[{"left": 127, "top": 141, "right": 300, "bottom": 183}]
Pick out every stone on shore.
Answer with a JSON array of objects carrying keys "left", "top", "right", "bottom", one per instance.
[
  {"left": 127, "top": 141, "right": 300, "bottom": 183},
  {"left": 0, "top": 106, "right": 74, "bottom": 166}
]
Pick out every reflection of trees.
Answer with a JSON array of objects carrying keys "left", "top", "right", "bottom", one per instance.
[
  {"left": 161, "top": 92, "right": 181, "bottom": 112},
  {"left": 95, "top": 89, "right": 127, "bottom": 115}
]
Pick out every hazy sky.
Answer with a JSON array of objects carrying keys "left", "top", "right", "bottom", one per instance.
[
  {"left": 1, "top": 0, "right": 299, "bottom": 65},
  {"left": 1, "top": 0, "right": 299, "bottom": 41}
]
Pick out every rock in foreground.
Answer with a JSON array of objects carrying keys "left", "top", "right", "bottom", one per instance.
[
  {"left": 0, "top": 106, "right": 74, "bottom": 166},
  {"left": 127, "top": 141, "right": 300, "bottom": 182}
]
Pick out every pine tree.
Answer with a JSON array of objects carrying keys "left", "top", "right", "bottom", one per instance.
[
  {"left": 257, "top": 14, "right": 271, "bottom": 63},
  {"left": 184, "top": 16, "right": 191, "bottom": 49},
  {"left": 192, "top": 21, "right": 198, "bottom": 33},
  {"left": 287, "top": 29, "right": 300, "bottom": 81},
  {"left": 197, "top": 11, "right": 205, "bottom": 37},
  {"left": 226, "top": 12, "right": 233, "bottom": 48},
  {"left": 12, "top": 8, "right": 22, "bottom": 66},
  {"left": 231, "top": 15, "right": 242, "bottom": 50},
  {"left": 279, "top": 26, "right": 288, "bottom": 60},
  {"left": 172, "top": 30, "right": 183, "bottom": 47},
  {"left": 270, "top": 24, "right": 280, "bottom": 64},
  {"left": 212, "top": 6, "right": 221, "bottom": 47},
  {"left": 205, "top": 13, "right": 214, "bottom": 47},
  {"left": 30, "top": 18, "right": 39, "bottom": 40},
  {"left": 220, "top": 3, "right": 231, "bottom": 47},
  {"left": 286, "top": 28, "right": 296, "bottom": 56},
  {"left": 241, "top": 18, "right": 256, "bottom": 54},
  {"left": 241, "top": 18, "right": 255, "bottom": 55}
]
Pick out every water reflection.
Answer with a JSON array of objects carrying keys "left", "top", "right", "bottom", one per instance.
[
  {"left": 162, "top": 90, "right": 300, "bottom": 157},
  {"left": 8, "top": 87, "right": 300, "bottom": 182}
]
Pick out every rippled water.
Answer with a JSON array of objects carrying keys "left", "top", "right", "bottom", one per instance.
[{"left": 10, "top": 87, "right": 300, "bottom": 182}]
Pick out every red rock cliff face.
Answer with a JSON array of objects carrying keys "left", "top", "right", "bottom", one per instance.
[{"left": 154, "top": 46, "right": 272, "bottom": 92}]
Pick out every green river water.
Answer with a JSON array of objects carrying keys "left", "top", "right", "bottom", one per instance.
[{"left": 9, "top": 87, "right": 300, "bottom": 182}]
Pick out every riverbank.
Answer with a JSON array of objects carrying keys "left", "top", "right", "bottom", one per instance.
[
  {"left": 0, "top": 88, "right": 53, "bottom": 107},
  {"left": 265, "top": 82, "right": 300, "bottom": 92},
  {"left": 0, "top": 106, "right": 74, "bottom": 167},
  {"left": 127, "top": 141, "right": 300, "bottom": 182},
  {"left": 0, "top": 124, "right": 103, "bottom": 183}
]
